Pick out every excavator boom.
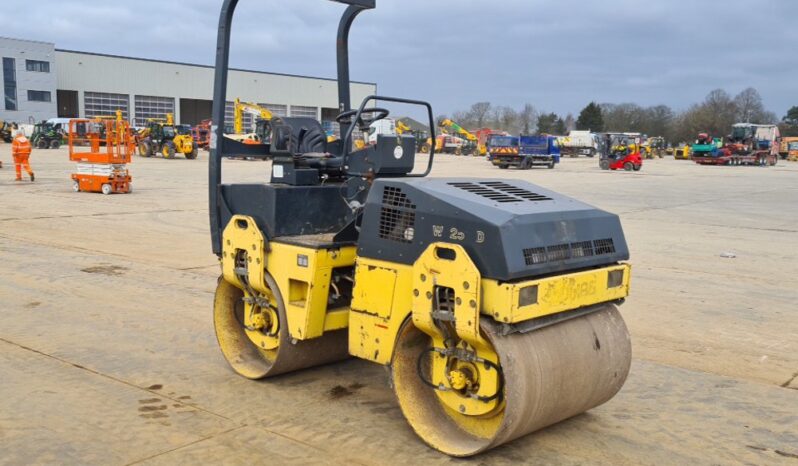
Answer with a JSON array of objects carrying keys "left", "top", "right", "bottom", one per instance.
[
  {"left": 442, "top": 118, "right": 477, "bottom": 141},
  {"left": 233, "top": 98, "right": 274, "bottom": 134}
]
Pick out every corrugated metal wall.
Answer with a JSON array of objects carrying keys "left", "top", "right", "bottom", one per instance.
[{"left": 55, "top": 51, "right": 376, "bottom": 125}]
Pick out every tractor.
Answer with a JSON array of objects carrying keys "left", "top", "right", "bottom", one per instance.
[
  {"left": 208, "top": 0, "right": 633, "bottom": 457},
  {"left": 30, "top": 121, "right": 63, "bottom": 149},
  {"left": 137, "top": 113, "right": 198, "bottom": 159}
]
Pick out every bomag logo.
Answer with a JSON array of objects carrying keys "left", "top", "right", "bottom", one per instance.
[{"left": 542, "top": 277, "right": 597, "bottom": 304}]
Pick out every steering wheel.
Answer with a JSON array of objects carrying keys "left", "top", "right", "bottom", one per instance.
[{"left": 336, "top": 107, "right": 390, "bottom": 131}]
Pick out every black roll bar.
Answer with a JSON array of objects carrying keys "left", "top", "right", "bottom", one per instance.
[
  {"left": 342, "top": 95, "right": 436, "bottom": 178},
  {"left": 209, "top": 0, "right": 374, "bottom": 255}
]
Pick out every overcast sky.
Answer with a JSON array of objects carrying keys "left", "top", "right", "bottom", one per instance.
[{"left": 5, "top": 0, "right": 797, "bottom": 119}]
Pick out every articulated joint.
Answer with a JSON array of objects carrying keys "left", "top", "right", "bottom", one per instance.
[{"left": 410, "top": 243, "right": 502, "bottom": 416}]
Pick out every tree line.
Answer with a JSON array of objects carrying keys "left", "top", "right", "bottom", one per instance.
[{"left": 443, "top": 87, "right": 796, "bottom": 143}]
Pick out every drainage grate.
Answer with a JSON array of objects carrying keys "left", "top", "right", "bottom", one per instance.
[
  {"left": 523, "top": 238, "right": 615, "bottom": 266},
  {"left": 448, "top": 181, "right": 553, "bottom": 203},
  {"left": 379, "top": 186, "right": 416, "bottom": 243}
]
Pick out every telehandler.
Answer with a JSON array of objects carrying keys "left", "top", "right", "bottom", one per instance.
[
  {"left": 209, "top": 0, "right": 632, "bottom": 457},
  {"left": 137, "top": 113, "right": 198, "bottom": 159}
]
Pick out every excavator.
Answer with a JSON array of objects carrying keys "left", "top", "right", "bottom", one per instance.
[
  {"left": 209, "top": 0, "right": 632, "bottom": 457},
  {"left": 230, "top": 98, "right": 273, "bottom": 144}
]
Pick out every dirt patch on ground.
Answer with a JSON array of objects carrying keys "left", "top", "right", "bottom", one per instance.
[{"left": 80, "top": 265, "right": 128, "bottom": 276}]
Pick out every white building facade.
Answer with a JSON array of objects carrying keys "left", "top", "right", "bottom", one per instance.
[{"left": 0, "top": 37, "right": 58, "bottom": 123}]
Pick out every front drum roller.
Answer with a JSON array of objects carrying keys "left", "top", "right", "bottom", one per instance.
[
  {"left": 392, "top": 303, "right": 631, "bottom": 457},
  {"left": 213, "top": 275, "right": 349, "bottom": 379}
]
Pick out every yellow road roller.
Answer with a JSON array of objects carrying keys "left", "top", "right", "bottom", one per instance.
[{"left": 208, "top": 0, "right": 632, "bottom": 456}]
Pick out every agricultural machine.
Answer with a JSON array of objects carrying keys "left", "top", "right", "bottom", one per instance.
[{"left": 31, "top": 121, "right": 63, "bottom": 149}]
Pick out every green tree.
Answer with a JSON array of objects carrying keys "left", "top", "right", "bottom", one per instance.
[
  {"left": 781, "top": 106, "right": 798, "bottom": 137},
  {"left": 783, "top": 106, "right": 798, "bottom": 125},
  {"left": 576, "top": 102, "right": 604, "bottom": 132},
  {"left": 536, "top": 112, "right": 559, "bottom": 134},
  {"left": 553, "top": 117, "right": 567, "bottom": 135}
]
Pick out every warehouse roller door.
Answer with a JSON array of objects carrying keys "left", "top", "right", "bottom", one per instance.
[{"left": 180, "top": 98, "right": 212, "bottom": 126}]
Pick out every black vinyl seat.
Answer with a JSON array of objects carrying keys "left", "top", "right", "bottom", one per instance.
[
  {"left": 271, "top": 117, "right": 345, "bottom": 173},
  {"left": 272, "top": 117, "right": 328, "bottom": 154}
]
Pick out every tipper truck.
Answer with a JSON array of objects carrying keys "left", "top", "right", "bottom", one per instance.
[{"left": 560, "top": 130, "right": 598, "bottom": 157}]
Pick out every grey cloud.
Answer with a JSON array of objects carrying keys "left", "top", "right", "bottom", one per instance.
[{"left": 3, "top": 0, "right": 796, "bottom": 117}]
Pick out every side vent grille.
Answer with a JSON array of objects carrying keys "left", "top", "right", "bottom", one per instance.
[
  {"left": 523, "top": 238, "right": 615, "bottom": 266},
  {"left": 379, "top": 186, "right": 416, "bottom": 243},
  {"left": 448, "top": 181, "right": 553, "bottom": 203}
]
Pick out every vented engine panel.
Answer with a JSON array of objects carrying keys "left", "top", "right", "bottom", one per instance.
[
  {"left": 358, "top": 178, "right": 629, "bottom": 281},
  {"left": 378, "top": 186, "right": 416, "bottom": 243}
]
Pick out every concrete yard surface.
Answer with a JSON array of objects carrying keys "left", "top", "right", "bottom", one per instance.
[{"left": 1, "top": 147, "right": 797, "bottom": 465}]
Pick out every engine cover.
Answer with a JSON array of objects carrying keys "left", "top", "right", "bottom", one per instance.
[{"left": 358, "top": 178, "right": 629, "bottom": 281}]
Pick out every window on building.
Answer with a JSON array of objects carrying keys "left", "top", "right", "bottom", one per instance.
[
  {"left": 3, "top": 57, "right": 17, "bottom": 111},
  {"left": 259, "top": 103, "right": 288, "bottom": 118},
  {"left": 290, "top": 105, "right": 318, "bottom": 119},
  {"left": 134, "top": 95, "right": 175, "bottom": 127},
  {"left": 27, "top": 90, "right": 51, "bottom": 102},
  {"left": 25, "top": 60, "right": 50, "bottom": 73},
  {"left": 84, "top": 91, "right": 129, "bottom": 120}
]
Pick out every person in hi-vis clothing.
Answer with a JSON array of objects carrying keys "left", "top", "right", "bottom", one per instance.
[{"left": 11, "top": 130, "right": 35, "bottom": 182}]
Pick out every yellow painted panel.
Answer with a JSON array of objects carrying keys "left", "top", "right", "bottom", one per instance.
[
  {"left": 481, "top": 264, "right": 631, "bottom": 324},
  {"left": 323, "top": 308, "right": 349, "bottom": 332},
  {"left": 351, "top": 262, "right": 397, "bottom": 318},
  {"left": 266, "top": 241, "right": 357, "bottom": 340},
  {"left": 349, "top": 258, "right": 414, "bottom": 365}
]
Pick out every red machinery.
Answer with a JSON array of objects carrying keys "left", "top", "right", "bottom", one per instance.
[
  {"left": 607, "top": 152, "right": 643, "bottom": 171},
  {"left": 192, "top": 119, "right": 212, "bottom": 150},
  {"left": 69, "top": 117, "right": 134, "bottom": 194},
  {"left": 600, "top": 145, "right": 643, "bottom": 171}
]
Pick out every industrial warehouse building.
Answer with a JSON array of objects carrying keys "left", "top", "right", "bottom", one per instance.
[{"left": 1, "top": 36, "right": 377, "bottom": 131}]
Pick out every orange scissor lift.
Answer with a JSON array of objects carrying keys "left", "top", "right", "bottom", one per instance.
[{"left": 69, "top": 115, "right": 134, "bottom": 195}]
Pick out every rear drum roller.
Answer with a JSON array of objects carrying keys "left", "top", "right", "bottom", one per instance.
[
  {"left": 392, "top": 303, "right": 631, "bottom": 457},
  {"left": 213, "top": 275, "right": 349, "bottom": 379}
]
